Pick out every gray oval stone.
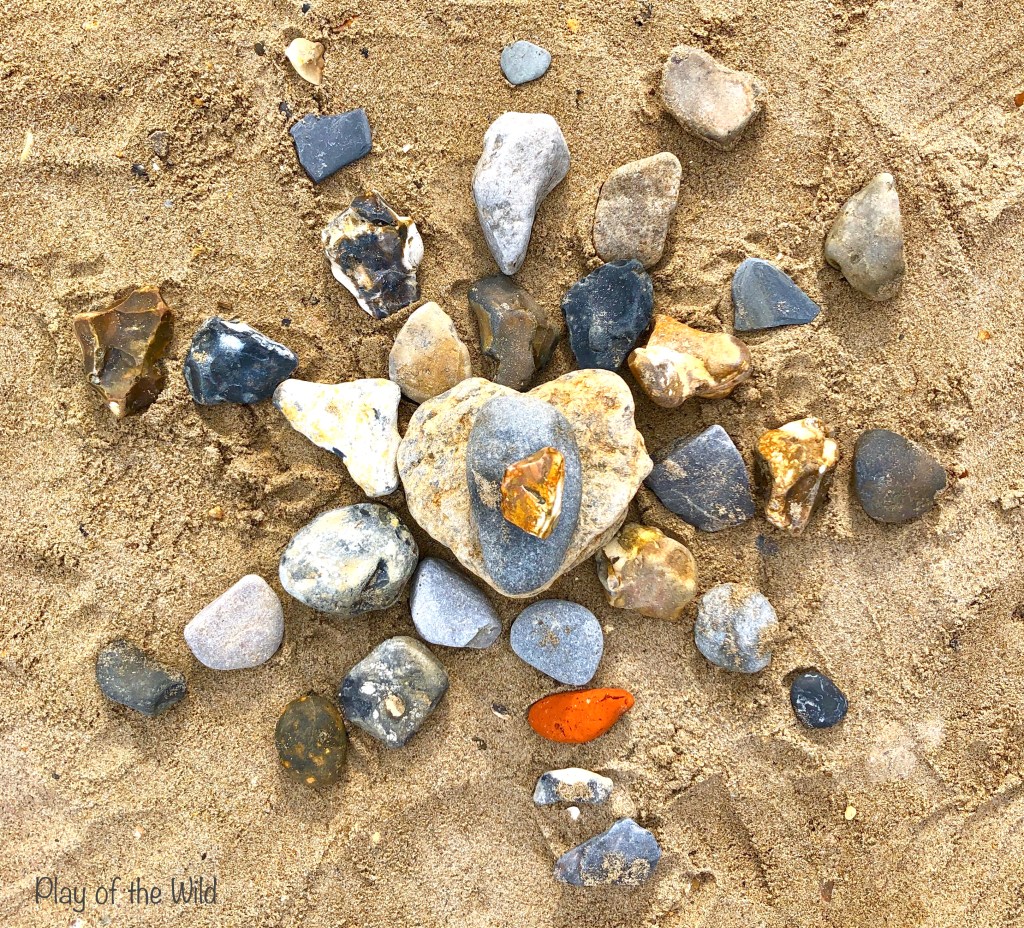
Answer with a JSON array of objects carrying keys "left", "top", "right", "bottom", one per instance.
[
  {"left": 731, "top": 258, "right": 821, "bottom": 332},
  {"left": 694, "top": 583, "right": 777, "bottom": 673},
  {"left": 96, "top": 639, "right": 187, "bottom": 717},
  {"left": 853, "top": 429, "right": 946, "bottom": 523},
  {"left": 500, "top": 40, "right": 551, "bottom": 86},
  {"left": 554, "top": 818, "right": 662, "bottom": 886},
  {"left": 510, "top": 600, "right": 603, "bottom": 686},
  {"left": 410, "top": 558, "right": 501, "bottom": 649}
]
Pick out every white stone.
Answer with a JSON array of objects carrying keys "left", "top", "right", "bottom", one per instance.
[
  {"left": 184, "top": 575, "right": 284, "bottom": 670},
  {"left": 533, "top": 768, "right": 614, "bottom": 806}
]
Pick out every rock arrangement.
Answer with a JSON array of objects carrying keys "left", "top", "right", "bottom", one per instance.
[{"left": 79, "top": 36, "right": 946, "bottom": 892}]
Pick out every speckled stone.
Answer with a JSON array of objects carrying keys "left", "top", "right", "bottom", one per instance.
[
  {"left": 510, "top": 600, "right": 603, "bottom": 686},
  {"left": 290, "top": 109, "right": 371, "bottom": 183},
  {"left": 96, "top": 639, "right": 186, "bottom": 717},
  {"left": 388, "top": 302, "right": 472, "bottom": 403},
  {"left": 279, "top": 504, "right": 418, "bottom": 617},
  {"left": 339, "top": 636, "right": 449, "bottom": 748},
  {"left": 534, "top": 768, "right": 613, "bottom": 806},
  {"left": 731, "top": 259, "right": 822, "bottom": 332},
  {"left": 790, "top": 671, "right": 848, "bottom": 729},
  {"left": 853, "top": 429, "right": 946, "bottom": 523},
  {"left": 501, "top": 40, "right": 551, "bottom": 85},
  {"left": 554, "top": 818, "right": 662, "bottom": 887},
  {"left": 694, "top": 583, "right": 777, "bottom": 673},
  {"left": 275, "top": 693, "right": 348, "bottom": 786},
  {"left": 410, "top": 558, "right": 501, "bottom": 649}
]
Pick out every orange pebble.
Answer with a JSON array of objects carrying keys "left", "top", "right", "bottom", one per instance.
[{"left": 527, "top": 688, "right": 634, "bottom": 743}]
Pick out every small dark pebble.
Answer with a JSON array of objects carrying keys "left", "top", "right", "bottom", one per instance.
[
  {"left": 853, "top": 429, "right": 946, "bottom": 523},
  {"left": 301, "top": 2, "right": 311, "bottom": 11},
  {"left": 281, "top": 317, "right": 292, "bottom": 327},
  {"left": 96, "top": 639, "right": 186, "bottom": 717},
  {"left": 275, "top": 693, "right": 348, "bottom": 786},
  {"left": 732, "top": 258, "right": 821, "bottom": 332},
  {"left": 130, "top": 163, "right": 149, "bottom": 180},
  {"left": 290, "top": 109, "right": 372, "bottom": 184},
  {"left": 790, "top": 670, "right": 848, "bottom": 729},
  {"left": 254, "top": 41, "right": 266, "bottom": 55},
  {"left": 279, "top": 101, "right": 293, "bottom": 118},
  {"left": 360, "top": 47, "right": 369, "bottom": 58}
]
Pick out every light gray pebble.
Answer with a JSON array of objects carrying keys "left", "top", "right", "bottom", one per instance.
[
  {"left": 510, "top": 600, "right": 603, "bottom": 685},
  {"left": 694, "top": 583, "right": 777, "bottom": 673},
  {"left": 183, "top": 575, "right": 284, "bottom": 670},
  {"left": 501, "top": 40, "right": 552, "bottom": 86},
  {"left": 534, "top": 768, "right": 614, "bottom": 806},
  {"left": 410, "top": 558, "right": 501, "bottom": 649}
]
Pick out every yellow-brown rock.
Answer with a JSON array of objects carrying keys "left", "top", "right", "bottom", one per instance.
[{"left": 500, "top": 446, "right": 565, "bottom": 539}]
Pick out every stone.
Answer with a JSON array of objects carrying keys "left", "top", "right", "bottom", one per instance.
[
  {"left": 467, "top": 395, "right": 582, "bottom": 596},
  {"left": 628, "top": 315, "right": 751, "bottom": 407},
  {"left": 534, "top": 768, "right": 613, "bottom": 806},
  {"left": 387, "top": 302, "right": 472, "bottom": 403},
  {"left": 468, "top": 275, "right": 558, "bottom": 390},
  {"left": 646, "top": 425, "right": 754, "bottom": 532},
  {"left": 510, "top": 600, "right": 604, "bottom": 686},
  {"left": 694, "top": 583, "right": 777, "bottom": 673},
  {"left": 500, "top": 40, "right": 552, "bottom": 85},
  {"left": 660, "top": 45, "right": 764, "bottom": 150},
  {"left": 853, "top": 429, "right": 946, "bottom": 523},
  {"left": 472, "top": 112, "right": 570, "bottom": 275},
  {"left": 73, "top": 286, "right": 172, "bottom": 418},
  {"left": 790, "top": 671, "right": 848, "bottom": 729},
  {"left": 500, "top": 446, "right": 565, "bottom": 540},
  {"left": 290, "top": 109, "right": 372, "bottom": 183},
  {"left": 339, "top": 636, "right": 448, "bottom": 748},
  {"left": 183, "top": 575, "right": 284, "bottom": 671},
  {"left": 323, "top": 191, "right": 422, "bottom": 317},
  {"left": 562, "top": 259, "right": 654, "bottom": 371},
  {"left": 147, "top": 130, "right": 169, "bottom": 159},
  {"left": 273, "top": 378, "right": 401, "bottom": 497},
  {"left": 527, "top": 688, "right": 634, "bottom": 743},
  {"left": 410, "top": 558, "right": 501, "bottom": 649},
  {"left": 595, "top": 523, "right": 697, "bottom": 621},
  {"left": 824, "top": 172, "right": 905, "bottom": 301},
  {"left": 593, "top": 153, "right": 682, "bottom": 268},
  {"left": 279, "top": 504, "right": 418, "bottom": 616},
  {"left": 285, "top": 37, "right": 324, "bottom": 85},
  {"left": 96, "top": 639, "right": 186, "bottom": 717},
  {"left": 554, "top": 818, "right": 661, "bottom": 887},
  {"left": 275, "top": 693, "right": 348, "bottom": 785},
  {"left": 731, "top": 259, "right": 822, "bottom": 331},
  {"left": 183, "top": 317, "right": 298, "bottom": 405}
]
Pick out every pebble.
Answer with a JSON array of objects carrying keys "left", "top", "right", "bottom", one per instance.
[
  {"left": 290, "top": 108, "right": 372, "bottom": 183},
  {"left": 790, "top": 671, "right": 848, "bottom": 729},
  {"left": 731, "top": 258, "right": 822, "bottom": 331},
  {"left": 72, "top": 286, "right": 172, "bottom": 418},
  {"left": 410, "top": 558, "right": 501, "bottom": 649},
  {"left": 96, "top": 639, "right": 186, "bottom": 717},
  {"left": 853, "top": 429, "right": 946, "bottom": 523},
  {"left": 284, "top": 37, "right": 324, "bottom": 85},
  {"left": 388, "top": 302, "right": 472, "bottom": 403},
  {"left": 183, "top": 575, "right": 284, "bottom": 670},
  {"left": 339, "top": 636, "right": 449, "bottom": 748},
  {"left": 273, "top": 378, "right": 401, "bottom": 497},
  {"left": 554, "top": 818, "right": 661, "bottom": 887},
  {"left": 593, "top": 152, "right": 682, "bottom": 268},
  {"left": 501, "top": 446, "right": 566, "bottom": 539},
  {"left": 824, "top": 172, "right": 905, "bottom": 301},
  {"left": 646, "top": 425, "right": 755, "bottom": 532},
  {"left": 694, "top": 583, "right": 777, "bottom": 673},
  {"left": 279, "top": 504, "right": 418, "bottom": 616},
  {"left": 183, "top": 317, "right": 298, "bottom": 405},
  {"left": 468, "top": 275, "right": 558, "bottom": 390},
  {"left": 472, "top": 112, "right": 570, "bottom": 275},
  {"left": 595, "top": 523, "right": 697, "bottom": 621},
  {"left": 628, "top": 314, "right": 751, "bottom": 407},
  {"left": 534, "top": 768, "right": 613, "bottom": 806},
  {"left": 562, "top": 259, "right": 654, "bottom": 371},
  {"left": 510, "top": 600, "right": 604, "bottom": 686},
  {"left": 660, "top": 45, "right": 764, "bottom": 150},
  {"left": 500, "top": 40, "right": 551, "bottom": 85},
  {"left": 275, "top": 693, "right": 348, "bottom": 785},
  {"left": 527, "top": 688, "right": 634, "bottom": 743},
  {"left": 755, "top": 417, "right": 839, "bottom": 534},
  {"left": 323, "top": 191, "right": 422, "bottom": 318}
]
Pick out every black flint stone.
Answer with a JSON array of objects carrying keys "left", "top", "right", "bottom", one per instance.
[
  {"left": 732, "top": 258, "right": 821, "bottom": 332},
  {"left": 290, "top": 109, "right": 372, "bottom": 183},
  {"left": 790, "top": 671, "right": 848, "bottom": 729},
  {"left": 853, "top": 429, "right": 946, "bottom": 524},
  {"left": 96, "top": 639, "right": 187, "bottom": 717}
]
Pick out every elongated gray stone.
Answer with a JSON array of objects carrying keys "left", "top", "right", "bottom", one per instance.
[
  {"left": 534, "top": 768, "right": 614, "bottom": 806},
  {"left": 410, "top": 558, "right": 501, "bottom": 649},
  {"left": 96, "top": 640, "right": 186, "bottom": 717},
  {"left": 290, "top": 109, "right": 372, "bottom": 183},
  {"left": 183, "top": 575, "right": 284, "bottom": 670},
  {"left": 853, "top": 429, "right": 945, "bottom": 523},
  {"left": 694, "top": 583, "right": 777, "bottom": 673},
  {"left": 731, "top": 259, "right": 821, "bottom": 331},
  {"left": 554, "top": 818, "right": 662, "bottom": 887},
  {"left": 510, "top": 600, "right": 603, "bottom": 685},
  {"left": 501, "top": 41, "right": 551, "bottom": 85}
]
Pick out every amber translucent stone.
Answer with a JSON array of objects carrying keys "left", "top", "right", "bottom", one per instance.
[
  {"left": 499, "top": 446, "right": 565, "bottom": 539},
  {"left": 527, "top": 688, "right": 634, "bottom": 743},
  {"left": 72, "top": 286, "right": 172, "bottom": 418},
  {"left": 275, "top": 693, "right": 348, "bottom": 786}
]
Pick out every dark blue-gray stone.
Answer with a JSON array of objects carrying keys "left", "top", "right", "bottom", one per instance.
[
  {"left": 732, "top": 258, "right": 821, "bottom": 332},
  {"left": 646, "top": 425, "right": 754, "bottom": 532},
  {"left": 467, "top": 395, "right": 582, "bottom": 596},
  {"left": 791, "top": 670, "right": 848, "bottom": 729},
  {"left": 500, "top": 40, "right": 552, "bottom": 86},
  {"left": 562, "top": 259, "right": 654, "bottom": 371},
  {"left": 853, "top": 429, "right": 946, "bottom": 523},
  {"left": 554, "top": 818, "right": 662, "bottom": 887},
  {"left": 96, "top": 639, "right": 187, "bottom": 717},
  {"left": 289, "top": 108, "right": 372, "bottom": 183},
  {"left": 510, "top": 600, "right": 603, "bottom": 685},
  {"left": 183, "top": 317, "right": 298, "bottom": 405},
  {"left": 410, "top": 558, "right": 501, "bottom": 649}
]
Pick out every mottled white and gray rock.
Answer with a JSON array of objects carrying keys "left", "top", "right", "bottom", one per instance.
[
  {"left": 472, "top": 112, "right": 570, "bottom": 275},
  {"left": 183, "top": 575, "right": 284, "bottom": 670},
  {"left": 554, "top": 818, "right": 662, "bottom": 887},
  {"left": 510, "top": 600, "right": 603, "bottom": 685},
  {"left": 388, "top": 302, "right": 472, "bottom": 404},
  {"left": 501, "top": 40, "right": 551, "bottom": 85},
  {"left": 410, "top": 557, "right": 501, "bottom": 649},
  {"left": 824, "top": 172, "right": 905, "bottom": 301},
  {"left": 694, "top": 583, "right": 777, "bottom": 673},
  {"left": 534, "top": 768, "right": 614, "bottom": 806}
]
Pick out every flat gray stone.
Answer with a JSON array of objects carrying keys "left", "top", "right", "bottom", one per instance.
[
  {"left": 853, "top": 429, "right": 946, "bottom": 523},
  {"left": 554, "top": 818, "right": 662, "bottom": 887},
  {"left": 290, "top": 109, "right": 372, "bottom": 184},
  {"left": 732, "top": 259, "right": 821, "bottom": 331},
  {"left": 534, "top": 768, "right": 613, "bottom": 806},
  {"left": 510, "top": 600, "right": 603, "bottom": 685},
  {"left": 694, "top": 583, "right": 777, "bottom": 673},
  {"left": 183, "top": 575, "right": 284, "bottom": 670},
  {"left": 96, "top": 639, "right": 187, "bottom": 717},
  {"left": 501, "top": 41, "right": 551, "bottom": 85},
  {"left": 410, "top": 558, "right": 501, "bottom": 649}
]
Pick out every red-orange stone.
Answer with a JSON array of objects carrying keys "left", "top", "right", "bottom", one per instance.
[{"left": 527, "top": 688, "right": 634, "bottom": 743}]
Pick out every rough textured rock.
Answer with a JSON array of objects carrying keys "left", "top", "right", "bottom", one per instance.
[
  {"left": 275, "top": 693, "right": 348, "bottom": 786},
  {"left": 527, "top": 688, "right": 634, "bottom": 743},
  {"left": 279, "top": 505, "right": 418, "bottom": 617},
  {"left": 290, "top": 109, "right": 371, "bottom": 183},
  {"left": 284, "top": 37, "right": 324, "bottom": 85},
  {"left": 183, "top": 575, "right": 284, "bottom": 671},
  {"left": 184, "top": 317, "right": 298, "bottom": 405},
  {"left": 510, "top": 600, "right": 604, "bottom": 686},
  {"left": 731, "top": 259, "right": 822, "bottom": 331},
  {"left": 409, "top": 558, "right": 501, "bottom": 649},
  {"left": 562, "top": 259, "right": 654, "bottom": 371},
  {"left": 694, "top": 583, "right": 778, "bottom": 673},
  {"left": 554, "top": 818, "right": 662, "bottom": 887},
  {"left": 534, "top": 768, "right": 613, "bottom": 806},
  {"left": 790, "top": 671, "right": 848, "bottom": 729},
  {"left": 853, "top": 429, "right": 946, "bottom": 523},
  {"left": 96, "top": 639, "right": 186, "bottom": 717},
  {"left": 593, "top": 153, "right": 682, "bottom": 268},
  {"left": 500, "top": 40, "right": 551, "bottom": 85},
  {"left": 660, "top": 45, "right": 764, "bottom": 150},
  {"left": 824, "top": 172, "right": 905, "bottom": 301},
  {"left": 472, "top": 112, "right": 570, "bottom": 275},
  {"left": 388, "top": 302, "right": 472, "bottom": 403},
  {"left": 339, "top": 636, "right": 448, "bottom": 748},
  {"left": 646, "top": 425, "right": 754, "bottom": 532},
  {"left": 595, "top": 523, "right": 697, "bottom": 620},
  {"left": 628, "top": 315, "right": 751, "bottom": 407},
  {"left": 273, "top": 378, "right": 401, "bottom": 497}
]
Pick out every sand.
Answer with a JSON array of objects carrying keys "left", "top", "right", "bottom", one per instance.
[{"left": 2, "top": 0, "right": 1024, "bottom": 925}]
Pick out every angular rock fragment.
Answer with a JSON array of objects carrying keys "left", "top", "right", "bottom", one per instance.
[
  {"left": 388, "top": 302, "right": 472, "bottom": 403},
  {"left": 285, "top": 37, "right": 325, "bottom": 85},
  {"left": 528, "top": 688, "right": 634, "bottom": 743},
  {"left": 291, "top": 109, "right": 372, "bottom": 183},
  {"left": 790, "top": 670, "right": 848, "bottom": 729},
  {"left": 275, "top": 693, "right": 348, "bottom": 785},
  {"left": 501, "top": 40, "right": 552, "bottom": 85},
  {"left": 410, "top": 558, "right": 501, "bottom": 649},
  {"left": 853, "top": 429, "right": 946, "bottom": 523},
  {"left": 500, "top": 446, "right": 565, "bottom": 540},
  {"left": 510, "top": 600, "right": 604, "bottom": 686},
  {"left": 731, "top": 258, "right": 822, "bottom": 331},
  {"left": 96, "top": 639, "right": 186, "bottom": 717},
  {"left": 534, "top": 768, "right": 613, "bottom": 806},
  {"left": 554, "top": 818, "right": 662, "bottom": 887},
  {"left": 694, "top": 583, "right": 777, "bottom": 673}
]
